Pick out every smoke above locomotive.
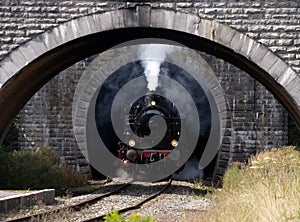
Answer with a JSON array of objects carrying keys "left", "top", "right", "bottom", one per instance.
[{"left": 138, "top": 44, "right": 174, "bottom": 92}]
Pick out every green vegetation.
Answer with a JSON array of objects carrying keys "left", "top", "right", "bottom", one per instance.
[
  {"left": 193, "top": 146, "right": 300, "bottom": 222},
  {"left": 104, "top": 210, "right": 155, "bottom": 222},
  {"left": 0, "top": 146, "right": 87, "bottom": 190}
]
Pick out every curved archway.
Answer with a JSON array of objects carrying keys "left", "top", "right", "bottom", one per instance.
[
  {"left": 0, "top": 8, "right": 299, "bottom": 140},
  {"left": 72, "top": 43, "right": 226, "bottom": 180}
]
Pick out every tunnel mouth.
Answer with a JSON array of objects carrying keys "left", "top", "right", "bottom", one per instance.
[
  {"left": 1, "top": 26, "right": 299, "bottom": 151},
  {"left": 72, "top": 41, "right": 226, "bottom": 182},
  {"left": 0, "top": 15, "right": 297, "bottom": 182},
  {"left": 95, "top": 60, "right": 211, "bottom": 174}
]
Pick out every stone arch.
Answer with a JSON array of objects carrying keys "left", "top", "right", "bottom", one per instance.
[{"left": 0, "top": 7, "right": 299, "bottom": 140}]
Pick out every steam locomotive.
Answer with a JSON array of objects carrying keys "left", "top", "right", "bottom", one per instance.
[
  {"left": 117, "top": 94, "right": 182, "bottom": 170},
  {"left": 92, "top": 61, "right": 213, "bottom": 180}
]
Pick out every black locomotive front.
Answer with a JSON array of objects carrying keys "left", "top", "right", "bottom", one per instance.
[{"left": 118, "top": 94, "right": 181, "bottom": 168}]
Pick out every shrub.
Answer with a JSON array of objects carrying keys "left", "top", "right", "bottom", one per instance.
[
  {"left": 104, "top": 211, "right": 155, "bottom": 222},
  {"left": 0, "top": 146, "right": 87, "bottom": 190}
]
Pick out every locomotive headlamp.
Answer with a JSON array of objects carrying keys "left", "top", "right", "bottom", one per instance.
[
  {"left": 150, "top": 100, "right": 156, "bottom": 106},
  {"left": 171, "top": 139, "right": 178, "bottom": 147},
  {"left": 129, "top": 139, "right": 136, "bottom": 147}
]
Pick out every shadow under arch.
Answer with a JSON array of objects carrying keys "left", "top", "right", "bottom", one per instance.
[{"left": 0, "top": 25, "right": 299, "bottom": 140}]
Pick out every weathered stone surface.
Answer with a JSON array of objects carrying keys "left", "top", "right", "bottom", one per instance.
[
  {"left": 150, "top": 10, "right": 169, "bottom": 29},
  {"left": 248, "top": 43, "right": 269, "bottom": 65},
  {"left": 136, "top": 6, "right": 151, "bottom": 27},
  {"left": 0, "top": 1, "right": 298, "bottom": 180},
  {"left": 196, "top": 19, "right": 214, "bottom": 40},
  {"left": 123, "top": 9, "right": 139, "bottom": 27},
  {"left": 0, "top": 189, "right": 55, "bottom": 213},
  {"left": 95, "top": 11, "right": 113, "bottom": 31},
  {"left": 26, "top": 37, "right": 49, "bottom": 58},
  {"left": 0, "top": 67, "right": 10, "bottom": 84},
  {"left": 229, "top": 32, "right": 244, "bottom": 52},
  {"left": 278, "top": 67, "right": 297, "bottom": 86},
  {"left": 213, "top": 21, "right": 235, "bottom": 45},
  {"left": 268, "top": 58, "right": 290, "bottom": 81},
  {"left": 9, "top": 50, "right": 28, "bottom": 70},
  {"left": 1, "top": 57, "right": 18, "bottom": 77},
  {"left": 259, "top": 51, "right": 280, "bottom": 72},
  {"left": 111, "top": 9, "right": 126, "bottom": 29},
  {"left": 285, "top": 75, "right": 300, "bottom": 105},
  {"left": 174, "top": 12, "right": 200, "bottom": 33}
]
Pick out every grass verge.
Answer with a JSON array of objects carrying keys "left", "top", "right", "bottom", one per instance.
[{"left": 193, "top": 146, "right": 300, "bottom": 222}]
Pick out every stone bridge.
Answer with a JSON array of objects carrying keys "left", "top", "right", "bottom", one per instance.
[{"left": 0, "top": 0, "right": 299, "bottom": 180}]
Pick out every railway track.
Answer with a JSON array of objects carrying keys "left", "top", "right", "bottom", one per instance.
[
  {"left": 5, "top": 179, "right": 172, "bottom": 222},
  {"left": 5, "top": 182, "right": 132, "bottom": 222},
  {"left": 83, "top": 178, "right": 172, "bottom": 222}
]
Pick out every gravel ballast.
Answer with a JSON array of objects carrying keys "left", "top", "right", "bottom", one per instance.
[{"left": 1, "top": 178, "right": 211, "bottom": 222}]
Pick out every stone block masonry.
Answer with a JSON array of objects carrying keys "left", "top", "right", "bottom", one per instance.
[
  {"left": 17, "top": 60, "right": 92, "bottom": 175},
  {"left": 0, "top": 0, "right": 298, "bottom": 179},
  {"left": 16, "top": 52, "right": 289, "bottom": 179},
  {"left": 0, "top": 1, "right": 300, "bottom": 73},
  {"left": 203, "top": 55, "right": 288, "bottom": 179}
]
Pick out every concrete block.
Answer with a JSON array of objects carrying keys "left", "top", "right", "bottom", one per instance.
[
  {"left": 75, "top": 134, "right": 86, "bottom": 143},
  {"left": 0, "top": 189, "right": 54, "bottom": 213},
  {"left": 77, "top": 100, "right": 89, "bottom": 109},
  {"left": 239, "top": 35, "right": 256, "bottom": 58},
  {"left": 77, "top": 16, "right": 93, "bottom": 37},
  {"left": 68, "top": 19, "right": 82, "bottom": 39},
  {"left": 56, "top": 22, "right": 75, "bottom": 44},
  {"left": 74, "top": 126, "right": 85, "bottom": 134}
]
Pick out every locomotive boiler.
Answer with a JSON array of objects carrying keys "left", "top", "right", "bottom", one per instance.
[{"left": 117, "top": 94, "right": 182, "bottom": 171}]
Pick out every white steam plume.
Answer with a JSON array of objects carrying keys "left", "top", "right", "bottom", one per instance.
[{"left": 138, "top": 44, "right": 174, "bottom": 91}]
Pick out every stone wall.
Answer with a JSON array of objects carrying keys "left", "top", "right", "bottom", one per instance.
[
  {"left": 203, "top": 54, "right": 288, "bottom": 178},
  {"left": 1, "top": 1, "right": 300, "bottom": 73},
  {"left": 15, "top": 52, "right": 289, "bottom": 179},
  {"left": 0, "top": 0, "right": 298, "bottom": 178},
  {"left": 17, "top": 60, "right": 91, "bottom": 174}
]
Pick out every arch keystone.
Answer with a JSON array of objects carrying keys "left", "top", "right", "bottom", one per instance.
[{"left": 150, "top": 9, "right": 175, "bottom": 29}]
